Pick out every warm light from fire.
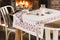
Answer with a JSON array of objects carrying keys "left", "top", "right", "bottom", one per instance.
[
  {"left": 16, "top": 0, "right": 32, "bottom": 8},
  {"left": 25, "top": 2, "right": 28, "bottom": 8},
  {"left": 19, "top": 1, "right": 24, "bottom": 8},
  {"left": 19, "top": 1, "right": 29, "bottom": 8},
  {"left": 16, "top": 3, "right": 19, "bottom": 7},
  {"left": 23, "top": 1, "right": 25, "bottom": 5},
  {"left": 20, "top": 2, "right": 23, "bottom": 5}
]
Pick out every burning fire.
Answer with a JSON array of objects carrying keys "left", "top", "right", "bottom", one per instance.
[
  {"left": 16, "top": 1, "right": 32, "bottom": 8},
  {"left": 16, "top": 3, "right": 19, "bottom": 7},
  {"left": 25, "top": 1, "right": 28, "bottom": 8}
]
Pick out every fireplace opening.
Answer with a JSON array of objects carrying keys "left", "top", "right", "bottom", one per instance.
[
  {"left": 16, "top": 0, "right": 32, "bottom": 9},
  {"left": 16, "top": 0, "right": 50, "bottom": 10}
]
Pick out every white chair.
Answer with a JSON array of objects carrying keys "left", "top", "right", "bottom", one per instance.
[
  {"left": 45, "top": 22, "right": 60, "bottom": 40},
  {"left": 0, "top": 5, "right": 14, "bottom": 26},
  {"left": 4, "top": 5, "right": 15, "bottom": 14},
  {"left": 0, "top": 5, "right": 16, "bottom": 40},
  {"left": 0, "top": 5, "right": 28, "bottom": 40}
]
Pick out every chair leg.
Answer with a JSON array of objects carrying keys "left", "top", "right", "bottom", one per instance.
[
  {"left": 53, "top": 30, "right": 58, "bottom": 40},
  {"left": 45, "top": 29, "right": 51, "bottom": 40},
  {"left": 5, "top": 27, "right": 8, "bottom": 40},
  {"left": 29, "top": 33, "right": 31, "bottom": 40},
  {"left": 8, "top": 31, "right": 12, "bottom": 40},
  {"left": 21, "top": 31, "right": 23, "bottom": 40}
]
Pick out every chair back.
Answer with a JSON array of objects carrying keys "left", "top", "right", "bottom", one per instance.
[
  {"left": 4, "top": 5, "right": 14, "bottom": 14},
  {"left": 0, "top": 7, "right": 8, "bottom": 27},
  {"left": 0, "top": 5, "right": 14, "bottom": 27},
  {"left": 44, "top": 27, "right": 60, "bottom": 40}
]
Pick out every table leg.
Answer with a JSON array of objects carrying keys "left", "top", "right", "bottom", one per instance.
[{"left": 15, "top": 29, "right": 21, "bottom": 40}]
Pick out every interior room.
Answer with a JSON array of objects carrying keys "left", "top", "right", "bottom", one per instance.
[{"left": 0, "top": 0, "right": 60, "bottom": 40}]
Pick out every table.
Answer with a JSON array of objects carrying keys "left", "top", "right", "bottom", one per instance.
[{"left": 13, "top": 8, "right": 60, "bottom": 40}]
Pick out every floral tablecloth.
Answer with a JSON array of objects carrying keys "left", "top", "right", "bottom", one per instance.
[{"left": 13, "top": 8, "right": 60, "bottom": 39}]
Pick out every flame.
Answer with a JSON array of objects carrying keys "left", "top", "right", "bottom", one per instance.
[
  {"left": 19, "top": 2, "right": 23, "bottom": 5},
  {"left": 25, "top": 2, "right": 28, "bottom": 6},
  {"left": 16, "top": 0, "right": 32, "bottom": 8},
  {"left": 16, "top": 3, "right": 19, "bottom": 7},
  {"left": 19, "top": 1, "right": 25, "bottom": 5},
  {"left": 23, "top": 1, "right": 25, "bottom": 5},
  {"left": 25, "top": 1, "right": 28, "bottom": 8}
]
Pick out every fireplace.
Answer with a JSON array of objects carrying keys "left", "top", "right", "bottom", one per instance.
[
  {"left": 16, "top": 0, "right": 33, "bottom": 9},
  {"left": 15, "top": 0, "right": 42, "bottom": 10},
  {"left": 0, "top": 0, "right": 50, "bottom": 10},
  {"left": 15, "top": 0, "right": 50, "bottom": 10}
]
